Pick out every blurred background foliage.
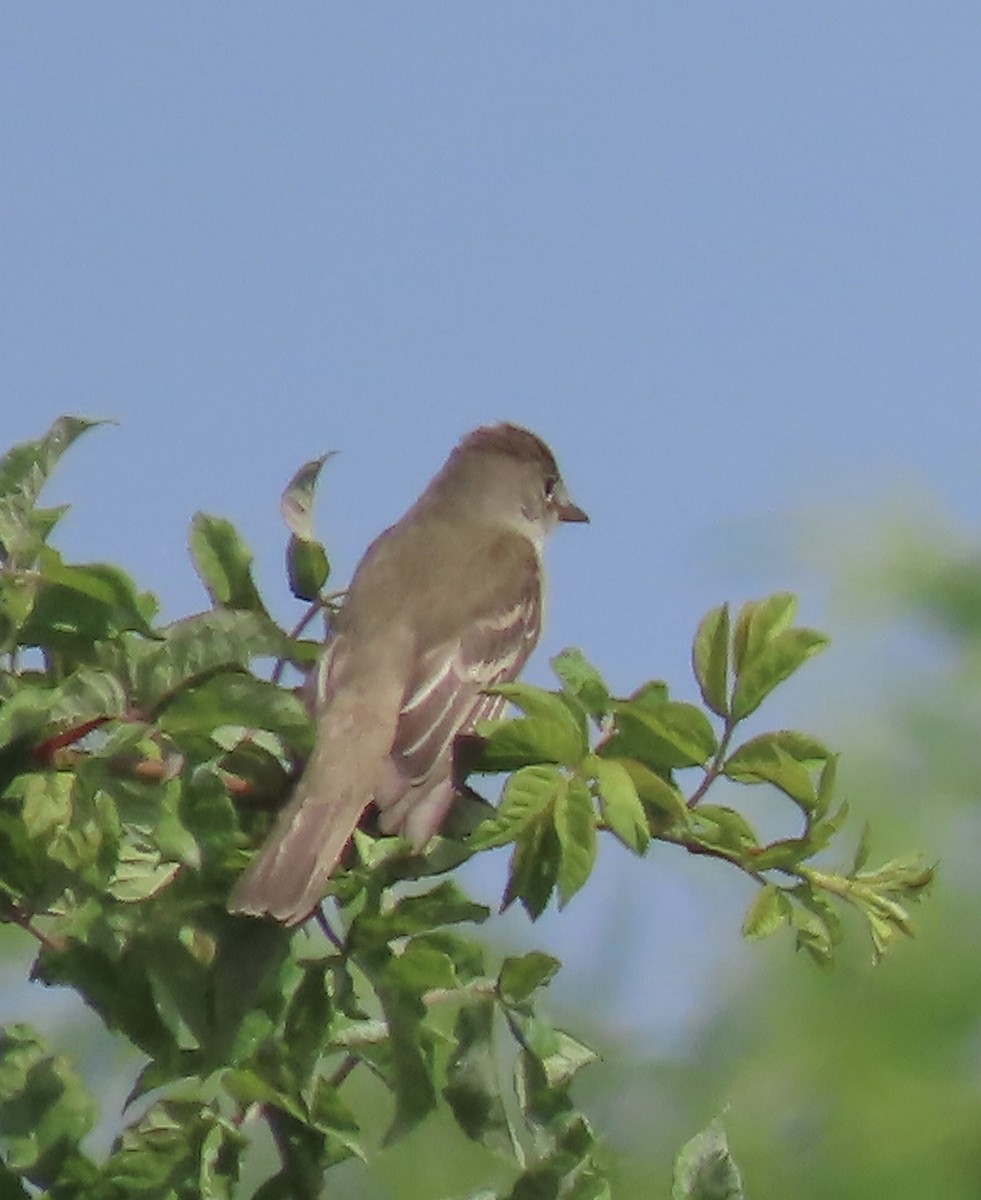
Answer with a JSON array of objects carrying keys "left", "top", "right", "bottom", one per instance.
[
  {"left": 3, "top": 504, "right": 977, "bottom": 1198},
  {"left": 345, "top": 508, "right": 980, "bottom": 1200}
]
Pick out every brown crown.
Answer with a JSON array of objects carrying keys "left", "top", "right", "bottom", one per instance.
[{"left": 455, "top": 423, "right": 558, "bottom": 475}]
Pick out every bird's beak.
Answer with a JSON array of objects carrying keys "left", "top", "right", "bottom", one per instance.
[
  {"left": 558, "top": 500, "right": 589, "bottom": 523},
  {"left": 554, "top": 480, "right": 589, "bottom": 523}
]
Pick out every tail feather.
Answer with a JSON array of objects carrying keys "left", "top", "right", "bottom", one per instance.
[
  {"left": 227, "top": 649, "right": 409, "bottom": 925},
  {"left": 228, "top": 784, "right": 365, "bottom": 925},
  {"left": 228, "top": 724, "right": 374, "bottom": 925}
]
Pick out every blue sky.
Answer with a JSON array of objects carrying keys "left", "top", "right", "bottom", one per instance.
[{"left": 2, "top": 6, "right": 980, "bottom": 1050}]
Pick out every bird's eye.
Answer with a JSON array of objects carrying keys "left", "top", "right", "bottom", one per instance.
[{"left": 543, "top": 475, "right": 558, "bottom": 501}]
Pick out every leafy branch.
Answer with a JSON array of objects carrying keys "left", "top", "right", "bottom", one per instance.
[{"left": 0, "top": 417, "right": 935, "bottom": 1198}]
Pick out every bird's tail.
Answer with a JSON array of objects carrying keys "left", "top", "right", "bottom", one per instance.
[{"left": 227, "top": 739, "right": 367, "bottom": 926}]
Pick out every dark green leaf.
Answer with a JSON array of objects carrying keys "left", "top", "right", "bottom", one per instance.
[
  {"left": 444, "top": 999, "right": 514, "bottom": 1153},
  {"left": 498, "top": 952, "right": 561, "bottom": 1003},
  {"left": 851, "top": 820, "right": 872, "bottom": 874},
  {"left": 0, "top": 1024, "right": 97, "bottom": 1187},
  {"left": 815, "top": 753, "right": 838, "bottom": 821},
  {"left": 286, "top": 533, "right": 330, "bottom": 602},
  {"left": 355, "top": 881, "right": 490, "bottom": 946},
  {"left": 190, "top": 512, "right": 269, "bottom": 615},
  {"left": 19, "top": 553, "right": 157, "bottom": 648},
  {"left": 374, "top": 947, "right": 443, "bottom": 1142},
  {"left": 502, "top": 818, "right": 561, "bottom": 919},
  {"left": 157, "top": 670, "right": 312, "bottom": 747},
  {"left": 692, "top": 604, "right": 730, "bottom": 717},
  {"left": 34, "top": 940, "right": 177, "bottom": 1061}
]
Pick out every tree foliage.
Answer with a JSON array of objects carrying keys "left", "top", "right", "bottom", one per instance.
[{"left": 0, "top": 419, "right": 933, "bottom": 1198}]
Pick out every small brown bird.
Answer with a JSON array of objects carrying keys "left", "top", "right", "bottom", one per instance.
[{"left": 228, "top": 423, "right": 587, "bottom": 924}]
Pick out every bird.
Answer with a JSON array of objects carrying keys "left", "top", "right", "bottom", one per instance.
[{"left": 228, "top": 423, "right": 587, "bottom": 925}]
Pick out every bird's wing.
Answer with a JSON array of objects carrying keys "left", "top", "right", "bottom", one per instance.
[{"left": 392, "top": 589, "right": 541, "bottom": 786}]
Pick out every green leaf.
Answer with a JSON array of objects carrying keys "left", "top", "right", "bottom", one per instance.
[
  {"left": 605, "top": 757, "right": 689, "bottom": 826},
  {"left": 286, "top": 534, "right": 330, "bottom": 602},
  {"left": 741, "top": 883, "right": 792, "bottom": 940},
  {"left": 190, "top": 512, "right": 269, "bottom": 615},
  {"left": 444, "top": 999, "right": 515, "bottom": 1153},
  {"left": 488, "top": 684, "right": 586, "bottom": 725},
  {"left": 0, "top": 1024, "right": 97, "bottom": 1188},
  {"left": 689, "top": 805, "right": 759, "bottom": 855},
  {"left": 473, "top": 714, "right": 585, "bottom": 773},
  {"left": 692, "top": 603, "right": 730, "bottom": 717},
  {"left": 0, "top": 417, "right": 107, "bottom": 563},
  {"left": 591, "top": 757, "right": 650, "bottom": 853},
  {"left": 498, "top": 952, "right": 561, "bottom": 1003},
  {"left": 157, "top": 670, "right": 312, "bottom": 748},
  {"left": 0, "top": 667, "right": 127, "bottom": 753},
  {"left": 104, "top": 1099, "right": 244, "bottom": 1195},
  {"left": 815, "top": 753, "right": 838, "bottom": 821},
  {"left": 672, "top": 1118, "right": 745, "bottom": 1200},
  {"left": 469, "top": 765, "right": 565, "bottom": 851},
  {"left": 745, "top": 838, "right": 810, "bottom": 872},
  {"left": 851, "top": 820, "right": 872, "bottom": 874},
  {"left": 107, "top": 842, "right": 180, "bottom": 902},
  {"left": 731, "top": 592, "right": 797, "bottom": 675},
  {"left": 607, "top": 700, "right": 717, "bottom": 770},
  {"left": 627, "top": 679, "right": 670, "bottom": 709},
  {"left": 34, "top": 940, "right": 176, "bottom": 1061},
  {"left": 554, "top": 778, "right": 596, "bottom": 906},
  {"left": 0, "top": 574, "right": 39, "bottom": 651},
  {"left": 731, "top": 628, "right": 829, "bottom": 721},
  {"left": 512, "top": 1018, "right": 598, "bottom": 1091},
  {"left": 550, "top": 647, "right": 611, "bottom": 718},
  {"left": 280, "top": 453, "right": 335, "bottom": 543},
  {"left": 502, "top": 818, "right": 561, "bottom": 919},
  {"left": 723, "top": 735, "right": 818, "bottom": 808},
  {"left": 373, "top": 946, "right": 444, "bottom": 1142},
  {"left": 19, "top": 553, "right": 157, "bottom": 648},
  {"left": 134, "top": 610, "right": 287, "bottom": 710},
  {"left": 0, "top": 417, "right": 105, "bottom": 506},
  {"left": 357, "top": 881, "right": 490, "bottom": 945}
]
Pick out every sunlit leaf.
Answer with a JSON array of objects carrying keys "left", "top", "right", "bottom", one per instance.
[
  {"left": 607, "top": 701, "right": 717, "bottom": 770},
  {"left": 730, "top": 628, "right": 829, "bottom": 721},
  {"left": 591, "top": 757, "right": 649, "bottom": 853},
  {"left": 550, "top": 647, "right": 611, "bottom": 719},
  {"left": 554, "top": 778, "right": 596, "bottom": 906},
  {"left": 692, "top": 603, "right": 730, "bottom": 717},
  {"left": 731, "top": 593, "right": 797, "bottom": 675},
  {"left": 741, "top": 883, "right": 791, "bottom": 940}
]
